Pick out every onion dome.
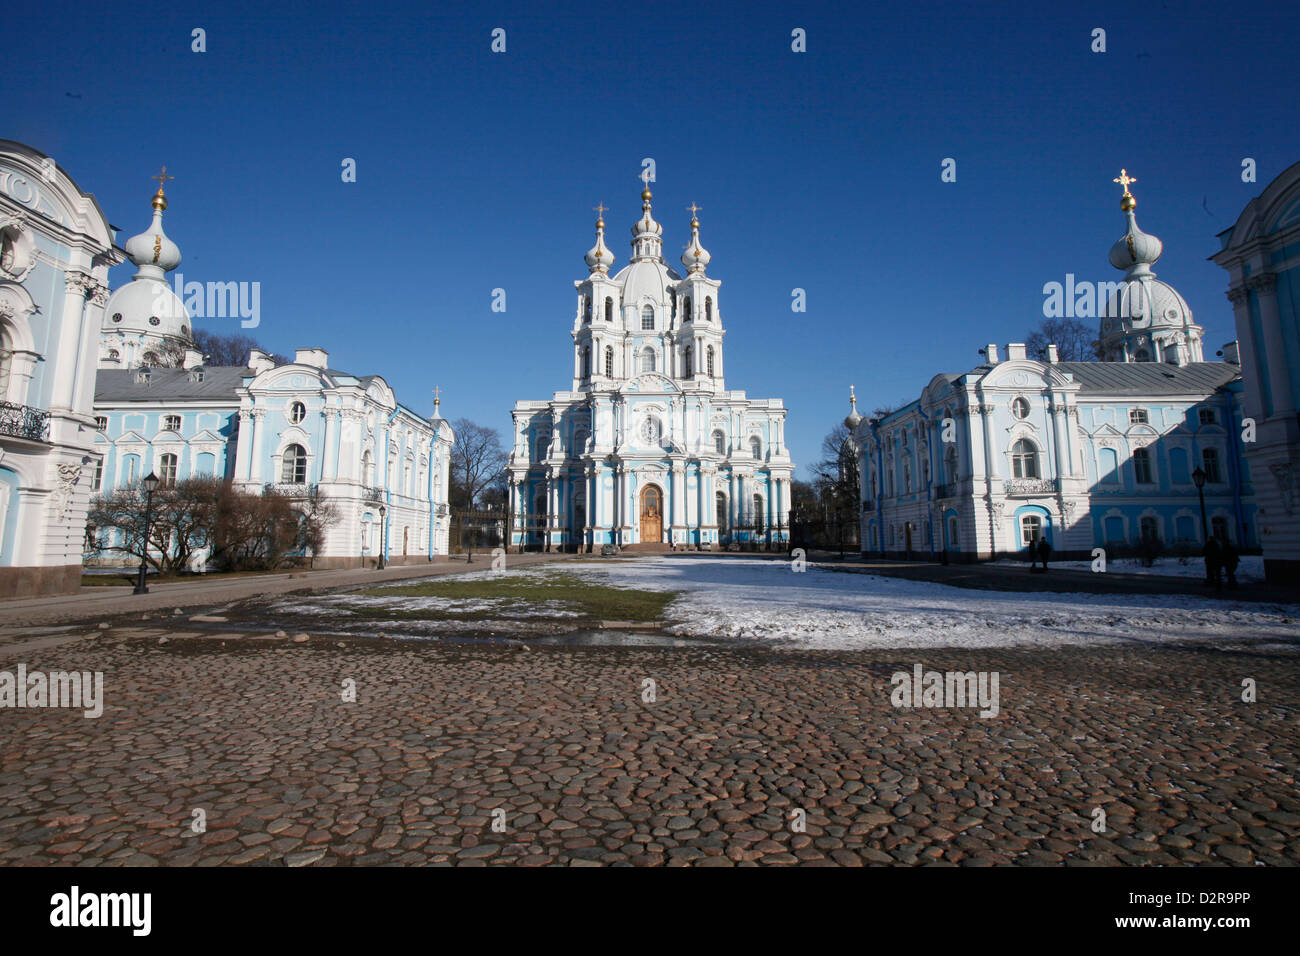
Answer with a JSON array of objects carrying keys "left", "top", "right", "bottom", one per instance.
[
  {"left": 1107, "top": 169, "right": 1163, "bottom": 277},
  {"left": 584, "top": 205, "right": 615, "bottom": 274},
  {"left": 680, "top": 204, "right": 711, "bottom": 274},
  {"left": 844, "top": 385, "right": 863, "bottom": 429},
  {"left": 630, "top": 180, "right": 663, "bottom": 261},
  {"left": 102, "top": 167, "right": 191, "bottom": 347}
]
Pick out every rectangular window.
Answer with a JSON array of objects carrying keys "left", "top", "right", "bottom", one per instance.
[
  {"left": 94, "top": 416, "right": 108, "bottom": 431},
  {"left": 159, "top": 453, "right": 178, "bottom": 486},
  {"left": 1133, "top": 447, "right": 1153, "bottom": 484},
  {"left": 163, "top": 415, "right": 182, "bottom": 433},
  {"left": 1129, "top": 408, "right": 1148, "bottom": 424},
  {"left": 92, "top": 458, "right": 103, "bottom": 491},
  {"left": 641, "top": 315, "right": 654, "bottom": 330},
  {"left": 1202, "top": 448, "right": 1221, "bottom": 483},
  {"left": 1198, "top": 408, "right": 1216, "bottom": 425}
]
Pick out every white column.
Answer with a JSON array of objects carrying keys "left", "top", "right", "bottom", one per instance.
[
  {"left": 250, "top": 409, "right": 267, "bottom": 483},
  {"left": 1251, "top": 274, "right": 1294, "bottom": 414},
  {"left": 50, "top": 272, "right": 90, "bottom": 412},
  {"left": 323, "top": 409, "right": 339, "bottom": 481}
]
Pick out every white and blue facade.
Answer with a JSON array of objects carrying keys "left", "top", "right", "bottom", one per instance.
[
  {"left": 0, "top": 140, "right": 123, "bottom": 596},
  {"left": 1213, "top": 160, "right": 1300, "bottom": 583},
  {"left": 852, "top": 177, "right": 1255, "bottom": 561},
  {"left": 91, "top": 348, "right": 453, "bottom": 568},
  {"left": 507, "top": 185, "right": 794, "bottom": 551}
]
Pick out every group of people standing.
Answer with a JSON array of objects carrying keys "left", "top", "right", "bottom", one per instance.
[{"left": 1204, "top": 534, "right": 1241, "bottom": 591}]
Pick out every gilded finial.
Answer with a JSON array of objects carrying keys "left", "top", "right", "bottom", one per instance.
[
  {"left": 593, "top": 201, "right": 607, "bottom": 226},
  {"left": 1113, "top": 168, "right": 1137, "bottom": 211},
  {"left": 432, "top": 385, "right": 441, "bottom": 410},
  {"left": 850, "top": 385, "right": 857, "bottom": 406},
  {"left": 640, "top": 168, "right": 652, "bottom": 201},
  {"left": 151, "top": 165, "right": 174, "bottom": 211}
]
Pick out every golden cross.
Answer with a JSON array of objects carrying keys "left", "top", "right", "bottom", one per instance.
[
  {"left": 152, "top": 165, "right": 174, "bottom": 192},
  {"left": 687, "top": 202, "right": 701, "bottom": 218},
  {"left": 640, "top": 168, "right": 652, "bottom": 188},
  {"left": 432, "top": 385, "right": 441, "bottom": 406},
  {"left": 1113, "top": 168, "right": 1137, "bottom": 195},
  {"left": 593, "top": 202, "right": 607, "bottom": 219}
]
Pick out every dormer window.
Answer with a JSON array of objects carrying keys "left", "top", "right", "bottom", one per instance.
[
  {"left": 135, "top": 369, "right": 152, "bottom": 385},
  {"left": 189, "top": 367, "right": 205, "bottom": 383},
  {"left": 163, "top": 415, "right": 182, "bottom": 432},
  {"left": 112, "top": 313, "right": 122, "bottom": 323},
  {"left": 1129, "top": 408, "right": 1148, "bottom": 424},
  {"left": 148, "top": 316, "right": 161, "bottom": 326}
]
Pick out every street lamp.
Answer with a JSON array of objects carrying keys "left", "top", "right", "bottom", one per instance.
[
  {"left": 377, "top": 502, "right": 387, "bottom": 570},
  {"left": 134, "top": 472, "right": 160, "bottom": 595},
  {"left": 1192, "top": 466, "right": 1208, "bottom": 546}
]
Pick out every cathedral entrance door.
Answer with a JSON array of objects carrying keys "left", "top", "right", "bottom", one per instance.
[{"left": 640, "top": 484, "right": 663, "bottom": 544}]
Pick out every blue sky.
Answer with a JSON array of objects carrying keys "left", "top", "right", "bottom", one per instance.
[{"left": 9, "top": 0, "right": 1299, "bottom": 477}]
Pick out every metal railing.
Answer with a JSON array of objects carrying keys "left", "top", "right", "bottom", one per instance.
[
  {"left": 0, "top": 403, "right": 50, "bottom": 442},
  {"left": 1003, "top": 477, "right": 1057, "bottom": 495}
]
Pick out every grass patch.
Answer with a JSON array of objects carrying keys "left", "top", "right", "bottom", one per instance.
[{"left": 358, "top": 571, "right": 676, "bottom": 623}]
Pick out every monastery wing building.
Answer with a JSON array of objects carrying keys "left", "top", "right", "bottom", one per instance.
[
  {"left": 850, "top": 172, "right": 1256, "bottom": 562},
  {"left": 508, "top": 183, "right": 794, "bottom": 552}
]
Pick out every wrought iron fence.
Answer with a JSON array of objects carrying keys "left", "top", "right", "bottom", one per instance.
[{"left": 0, "top": 402, "right": 50, "bottom": 442}]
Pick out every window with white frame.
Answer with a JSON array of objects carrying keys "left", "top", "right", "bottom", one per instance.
[
  {"left": 159, "top": 453, "right": 178, "bottom": 486},
  {"left": 641, "top": 305, "right": 654, "bottom": 330},
  {"left": 1011, "top": 439, "right": 1039, "bottom": 479},
  {"left": 1011, "top": 397, "right": 1030, "bottom": 420},
  {"left": 713, "top": 431, "right": 726, "bottom": 456},
  {"left": 1020, "top": 514, "right": 1042, "bottom": 547},
  {"left": 289, "top": 401, "right": 307, "bottom": 424},
  {"left": 281, "top": 444, "right": 308, "bottom": 484},
  {"left": 1129, "top": 408, "right": 1149, "bottom": 424},
  {"left": 1201, "top": 448, "right": 1221, "bottom": 482},
  {"left": 1198, "top": 408, "right": 1216, "bottom": 425},
  {"left": 163, "top": 415, "right": 181, "bottom": 433},
  {"left": 750, "top": 437, "right": 761, "bottom": 459}
]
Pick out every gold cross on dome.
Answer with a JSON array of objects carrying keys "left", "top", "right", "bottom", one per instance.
[
  {"left": 687, "top": 202, "right": 701, "bottom": 218},
  {"left": 1113, "top": 168, "right": 1137, "bottom": 195},
  {"left": 640, "top": 168, "right": 652, "bottom": 187},
  {"left": 432, "top": 385, "right": 441, "bottom": 406},
  {"left": 593, "top": 202, "right": 607, "bottom": 218},
  {"left": 152, "top": 165, "right": 174, "bottom": 192}
]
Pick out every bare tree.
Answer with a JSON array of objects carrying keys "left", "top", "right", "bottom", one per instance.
[
  {"left": 192, "top": 329, "right": 289, "bottom": 367},
  {"left": 449, "top": 418, "right": 506, "bottom": 510},
  {"left": 1024, "top": 318, "right": 1100, "bottom": 362}
]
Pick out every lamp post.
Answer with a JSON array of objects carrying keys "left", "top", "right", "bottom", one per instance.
[
  {"left": 1192, "top": 466, "right": 1208, "bottom": 546},
  {"left": 378, "top": 503, "right": 387, "bottom": 570},
  {"left": 134, "top": 472, "right": 160, "bottom": 595}
]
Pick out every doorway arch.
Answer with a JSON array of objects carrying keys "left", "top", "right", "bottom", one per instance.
[{"left": 640, "top": 483, "right": 663, "bottom": 543}]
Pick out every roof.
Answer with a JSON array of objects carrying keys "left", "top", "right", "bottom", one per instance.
[
  {"left": 94, "top": 366, "right": 249, "bottom": 403},
  {"left": 1051, "top": 361, "right": 1241, "bottom": 396}
]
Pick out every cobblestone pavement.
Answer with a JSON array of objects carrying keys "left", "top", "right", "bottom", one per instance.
[{"left": 1, "top": 627, "right": 1296, "bottom": 866}]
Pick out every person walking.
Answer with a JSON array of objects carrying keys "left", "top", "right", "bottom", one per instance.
[
  {"left": 1221, "top": 537, "right": 1240, "bottom": 590},
  {"left": 1036, "top": 535, "right": 1052, "bottom": 573},
  {"left": 1204, "top": 534, "right": 1223, "bottom": 591}
]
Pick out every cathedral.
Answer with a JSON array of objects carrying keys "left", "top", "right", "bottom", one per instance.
[
  {"left": 508, "top": 182, "right": 794, "bottom": 551},
  {"left": 851, "top": 172, "right": 1256, "bottom": 561}
]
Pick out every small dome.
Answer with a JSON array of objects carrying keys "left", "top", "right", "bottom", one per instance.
[
  {"left": 123, "top": 189, "right": 181, "bottom": 278},
  {"left": 1108, "top": 210, "right": 1163, "bottom": 274},
  {"left": 680, "top": 215, "right": 711, "bottom": 274},
  {"left": 844, "top": 386, "right": 863, "bottom": 429},
  {"left": 584, "top": 215, "right": 614, "bottom": 274}
]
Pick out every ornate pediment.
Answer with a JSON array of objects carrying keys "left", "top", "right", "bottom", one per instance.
[{"left": 623, "top": 373, "right": 679, "bottom": 394}]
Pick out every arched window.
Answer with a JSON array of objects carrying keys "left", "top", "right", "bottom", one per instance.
[
  {"left": 752, "top": 493, "right": 763, "bottom": 525},
  {"left": 640, "top": 348, "right": 655, "bottom": 373},
  {"left": 944, "top": 445, "right": 958, "bottom": 484},
  {"left": 581, "top": 347, "right": 591, "bottom": 380},
  {"left": 683, "top": 297, "right": 692, "bottom": 321},
  {"left": 1011, "top": 439, "right": 1039, "bottom": 479},
  {"left": 1020, "top": 514, "right": 1042, "bottom": 547},
  {"left": 1139, "top": 516, "right": 1159, "bottom": 543},
  {"left": 583, "top": 296, "right": 592, "bottom": 323},
  {"left": 706, "top": 346, "right": 715, "bottom": 376},
  {"left": 705, "top": 297, "right": 713, "bottom": 321},
  {"left": 535, "top": 434, "right": 549, "bottom": 461},
  {"left": 1135, "top": 348, "right": 1151, "bottom": 362},
  {"left": 159, "top": 453, "right": 178, "bottom": 486},
  {"left": 750, "top": 437, "right": 761, "bottom": 459},
  {"left": 604, "top": 297, "right": 613, "bottom": 322},
  {"left": 573, "top": 428, "right": 589, "bottom": 452},
  {"left": 947, "top": 515, "right": 959, "bottom": 549},
  {"left": 1011, "top": 397, "right": 1030, "bottom": 419},
  {"left": 641, "top": 305, "right": 654, "bottom": 330},
  {"left": 683, "top": 345, "right": 693, "bottom": 377},
  {"left": 715, "top": 491, "right": 728, "bottom": 531},
  {"left": 362, "top": 450, "right": 374, "bottom": 485},
  {"left": 713, "top": 430, "right": 726, "bottom": 456},
  {"left": 604, "top": 346, "right": 614, "bottom": 377},
  {"left": 1099, "top": 446, "right": 1119, "bottom": 483},
  {"left": 142, "top": 351, "right": 159, "bottom": 366},
  {"left": 282, "top": 444, "right": 307, "bottom": 484},
  {"left": 1133, "top": 446, "right": 1153, "bottom": 484}
]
